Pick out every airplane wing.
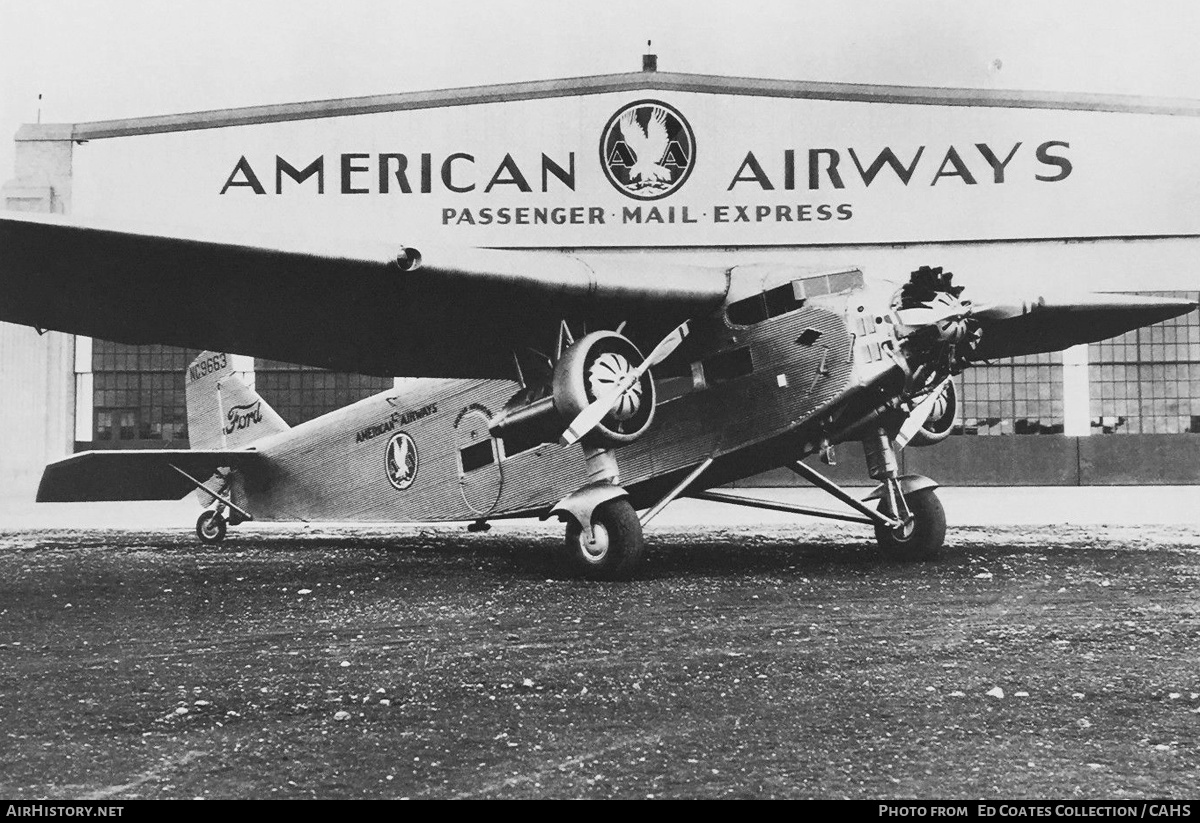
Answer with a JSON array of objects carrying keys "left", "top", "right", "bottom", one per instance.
[
  {"left": 0, "top": 212, "right": 730, "bottom": 379},
  {"left": 37, "top": 449, "right": 264, "bottom": 502},
  {"left": 965, "top": 293, "right": 1199, "bottom": 360}
]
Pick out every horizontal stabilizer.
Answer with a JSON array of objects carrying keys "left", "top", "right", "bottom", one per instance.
[{"left": 37, "top": 450, "right": 264, "bottom": 502}]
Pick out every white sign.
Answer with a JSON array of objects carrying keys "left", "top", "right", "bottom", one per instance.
[{"left": 72, "top": 90, "right": 1200, "bottom": 248}]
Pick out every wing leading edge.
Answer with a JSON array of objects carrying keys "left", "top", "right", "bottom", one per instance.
[{"left": 0, "top": 213, "right": 730, "bottom": 379}]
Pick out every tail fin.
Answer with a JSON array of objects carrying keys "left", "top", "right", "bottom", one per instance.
[{"left": 185, "top": 352, "right": 289, "bottom": 450}]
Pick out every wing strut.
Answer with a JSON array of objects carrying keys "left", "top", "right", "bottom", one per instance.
[
  {"left": 690, "top": 490, "right": 878, "bottom": 525},
  {"left": 638, "top": 457, "right": 714, "bottom": 527},
  {"left": 786, "top": 460, "right": 900, "bottom": 528},
  {"left": 686, "top": 462, "right": 902, "bottom": 528}
]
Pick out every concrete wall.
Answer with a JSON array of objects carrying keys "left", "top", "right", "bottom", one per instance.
[
  {"left": 0, "top": 325, "right": 75, "bottom": 498},
  {"left": 1, "top": 135, "right": 76, "bottom": 499}
]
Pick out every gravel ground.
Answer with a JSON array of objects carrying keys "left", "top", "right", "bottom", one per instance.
[{"left": 1, "top": 513, "right": 1198, "bottom": 799}]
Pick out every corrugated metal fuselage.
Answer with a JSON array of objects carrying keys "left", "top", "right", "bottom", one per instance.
[{"left": 241, "top": 282, "right": 871, "bottom": 523}]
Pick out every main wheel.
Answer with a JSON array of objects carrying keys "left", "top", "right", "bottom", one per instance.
[
  {"left": 196, "top": 510, "right": 227, "bottom": 545},
  {"left": 874, "top": 487, "right": 945, "bottom": 560},
  {"left": 563, "top": 498, "right": 645, "bottom": 581}
]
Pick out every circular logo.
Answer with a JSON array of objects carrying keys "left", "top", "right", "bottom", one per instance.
[
  {"left": 599, "top": 100, "right": 695, "bottom": 200},
  {"left": 385, "top": 431, "right": 419, "bottom": 491}
]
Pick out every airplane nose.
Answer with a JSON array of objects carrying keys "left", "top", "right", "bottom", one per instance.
[{"left": 966, "top": 293, "right": 1198, "bottom": 360}]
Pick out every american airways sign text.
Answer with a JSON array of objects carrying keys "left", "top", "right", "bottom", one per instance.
[{"left": 219, "top": 140, "right": 1072, "bottom": 227}]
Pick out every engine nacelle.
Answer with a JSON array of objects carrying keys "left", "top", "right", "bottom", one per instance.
[
  {"left": 553, "top": 331, "right": 657, "bottom": 449},
  {"left": 908, "top": 379, "right": 957, "bottom": 448},
  {"left": 488, "top": 331, "right": 657, "bottom": 451}
]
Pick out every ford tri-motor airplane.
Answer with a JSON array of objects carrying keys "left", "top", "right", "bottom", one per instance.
[{"left": 1, "top": 213, "right": 1195, "bottom": 579}]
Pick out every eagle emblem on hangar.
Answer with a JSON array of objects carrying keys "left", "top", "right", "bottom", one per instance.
[
  {"left": 600, "top": 100, "right": 696, "bottom": 200},
  {"left": 385, "top": 431, "right": 419, "bottom": 491}
]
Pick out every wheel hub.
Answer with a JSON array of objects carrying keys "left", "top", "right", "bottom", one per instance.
[
  {"left": 201, "top": 516, "right": 220, "bottom": 539},
  {"left": 890, "top": 515, "right": 916, "bottom": 541},
  {"left": 580, "top": 522, "right": 610, "bottom": 563}
]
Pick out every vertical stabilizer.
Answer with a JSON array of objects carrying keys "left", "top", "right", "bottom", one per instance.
[{"left": 184, "top": 352, "right": 289, "bottom": 450}]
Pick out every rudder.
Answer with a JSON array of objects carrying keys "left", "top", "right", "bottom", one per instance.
[{"left": 184, "top": 352, "right": 289, "bottom": 450}]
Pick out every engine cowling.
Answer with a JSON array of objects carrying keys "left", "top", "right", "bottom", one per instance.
[
  {"left": 908, "top": 379, "right": 957, "bottom": 448},
  {"left": 552, "top": 331, "right": 656, "bottom": 449}
]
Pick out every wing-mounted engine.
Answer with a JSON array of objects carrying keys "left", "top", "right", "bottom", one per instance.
[
  {"left": 552, "top": 331, "right": 657, "bottom": 448},
  {"left": 487, "top": 327, "right": 672, "bottom": 582},
  {"left": 488, "top": 330, "right": 658, "bottom": 452}
]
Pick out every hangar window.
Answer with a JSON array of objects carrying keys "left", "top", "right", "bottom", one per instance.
[
  {"left": 94, "top": 409, "right": 139, "bottom": 442},
  {"left": 90, "top": 343, "right": 198, "bottom": 448},
  {"left": 955, "top": 351, "right": 1064, "bottom": 435},
  {"left": 1088, "top": 291, "right": 1200, "bottom": 434},
  {"left": 254, "top": 360, "right": 394, "bottom": 425}
]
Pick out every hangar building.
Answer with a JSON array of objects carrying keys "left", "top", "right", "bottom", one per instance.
[{"left": 2, "top": 58, "right": 1198, "bottom": 495}]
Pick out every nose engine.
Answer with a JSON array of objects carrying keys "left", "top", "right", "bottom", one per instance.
[{"left": 892, "top": 265, "right": 981, "bottom": 351}]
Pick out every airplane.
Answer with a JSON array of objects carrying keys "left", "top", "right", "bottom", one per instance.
[{"left": 0, "top": 211, "right": 1195, "bottom": 579}]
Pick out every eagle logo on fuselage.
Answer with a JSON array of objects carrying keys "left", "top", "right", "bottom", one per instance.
[
  {"left": 385, "top": 431, "right": 419, "bottom": 491},
  {"left": 600, "top": 100, "right": 696, "bottom": 200}
]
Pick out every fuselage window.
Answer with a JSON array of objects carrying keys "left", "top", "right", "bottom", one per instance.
[
  {"left": 703, "top": 346, "right": 755, "bottom": 383},
  {"left": 500, "top": 427, "right": 549, "bottom": 460},
  {"left": 459, "top": 439, "right": 495, "bottom": 473}
]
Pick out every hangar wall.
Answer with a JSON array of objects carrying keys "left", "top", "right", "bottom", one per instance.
[
  {"left": 2, "top": 69, "right": 1198, "bottom": 496},
  {"left": 1, "top": 137, "right": 75, "bottom": 496}
]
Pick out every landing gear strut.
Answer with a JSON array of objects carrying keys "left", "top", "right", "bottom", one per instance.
[
  {"left": 550, "top": 445, "right": 649, "bottom": 581},
  {"left": 862, "top": 430, "right": 946, "bottom": 560},
  {"left": 169, "top": 464, "right": 253, "bottom": 546},
  {"left": 686, "top": 435, "right": 946, "bottom": 561}
]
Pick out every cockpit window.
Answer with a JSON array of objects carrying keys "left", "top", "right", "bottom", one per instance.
[
  {"left": 726, "top": 293, "right": 768, "bottom": 325},
  {"left": 827, "top": 270, "right": 864, "bottom": 294},
  {"left": 725, "top": 270, "right": 864, "bottom": 327},
  {"left": 765, "top": 282, "right": 805, "bottom": 317}
]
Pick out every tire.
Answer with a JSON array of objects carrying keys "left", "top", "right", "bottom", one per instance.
[
  {"left": 196, "top": 510, "right": 227, "bottom": 545},
  {"left": 874, "top": 487, "right": 945, "bottom": 560},
  {"left": 563, "top": 498, "right": 645, "bottom": 581}
]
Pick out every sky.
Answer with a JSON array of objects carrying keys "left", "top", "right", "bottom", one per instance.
[{"left": 2, "top": 0, "right": 1199, "bottom": 184}]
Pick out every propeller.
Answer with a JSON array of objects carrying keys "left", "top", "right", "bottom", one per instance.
[
  {"left": 894, "top": 294, "right": 1027, "bottom": 328},
  {"left": 894, "top": 378, "right": 951, "bottom": 449},
  {"left": 560, "top": 320, "right": 690, "bottom": 447}
]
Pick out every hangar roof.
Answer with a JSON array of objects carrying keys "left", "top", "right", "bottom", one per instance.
[{"left": 16, "top": 67, "right": 1200, "bottom": 142}]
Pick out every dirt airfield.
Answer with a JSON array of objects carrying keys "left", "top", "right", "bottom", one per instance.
[{"left": 1, "top": 492, "right": 1199, "bottom": 799}]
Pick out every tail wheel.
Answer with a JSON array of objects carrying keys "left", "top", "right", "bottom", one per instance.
[
  {"left": 196, "top": 510, "right": 227, "bottom": 545},
  {"left": 874, "top": 487, "right": 946, "bottom": 560},
  {"left": 563, "top": 498, "right": 645, "bottom": 581}
]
